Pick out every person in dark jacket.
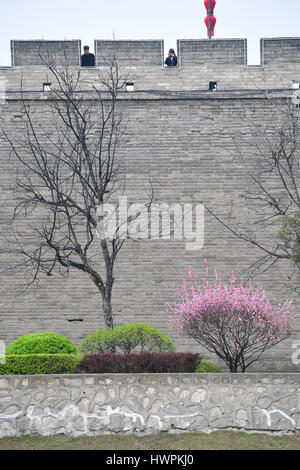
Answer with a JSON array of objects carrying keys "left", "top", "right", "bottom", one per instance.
[
  {"left": 81, "top": 46, "right": 95, "bottom": 66},
  {"left": 165, "top": 48, "right": 177, "bottom": 67}
]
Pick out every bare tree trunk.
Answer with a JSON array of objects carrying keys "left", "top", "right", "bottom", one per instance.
[{"left": 103, "top": 286, "right": 114, "bottom": 329}]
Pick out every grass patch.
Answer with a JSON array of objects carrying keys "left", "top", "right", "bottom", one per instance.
[{"left": 0, "top": 431, "right": 300, "bottom": 450}]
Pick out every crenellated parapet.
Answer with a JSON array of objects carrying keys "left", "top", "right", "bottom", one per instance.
[{"left": 7, "top": 37, "right": 300, "bottom": 69}]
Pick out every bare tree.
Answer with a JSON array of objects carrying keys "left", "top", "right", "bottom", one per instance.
[
  {"left": 199, "top": 93, "right": 300, "bottom": 288},
  {"left": 0, "top": 55, "right": 152, "bottom": 329}
]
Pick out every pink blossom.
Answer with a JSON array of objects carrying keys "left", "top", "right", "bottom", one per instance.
[{"left": 169, "top": 262, "right": 298, "bottom": 372}]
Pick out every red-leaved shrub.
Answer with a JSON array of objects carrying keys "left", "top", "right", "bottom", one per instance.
[{"left": 77, "top": 352, "right": 200, "bottom": 373}]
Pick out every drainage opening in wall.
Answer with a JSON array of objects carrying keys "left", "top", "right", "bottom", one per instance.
[
  {"left": 125, "top": 82, "right": 135, "bottom": 92},
  {"left": 209, "top": 81, "right": 217, "bottom": 91},
  {"left": 43, "top": 82, "right": 52, "bottom": 92}
]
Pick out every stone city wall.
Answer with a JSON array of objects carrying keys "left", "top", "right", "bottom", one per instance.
[
  {"left": 1, "top": 38, "right": 300, "bottom": 371},
  {"left": 0, "top": 373, "right": 300, "bottom": 437},
  {"left": 0, "top": 95, "right": 300, "bottom": 372}
]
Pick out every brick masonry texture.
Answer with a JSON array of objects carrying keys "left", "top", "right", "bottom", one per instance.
[
  {"left": 0, "top": 39, "right": 300, "bottom": 372},
  {"left": 177, "top": 39, "right": 247, "bottom": 66},
  {"left": 95, "top": 40, "right": 164, "bottom": 66},
  {"left": 0, "top": 373, "right": 300, "bottom": 437},
  {"left": 8, "top": 38, "right": 300, "bottom": 68},
  {"left": 261, "top": 38, "right": 300, "bottom": 66}
]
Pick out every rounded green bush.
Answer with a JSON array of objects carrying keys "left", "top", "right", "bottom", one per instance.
[
  {"left": 112, "top": 323, "right": 176, "bottom": 354},
  {"left": 78, "top": 323, "right": 176, "bottom": 355},
  {"left": 5, "top": 332, "right": 77, "bottom": 355},
  {"left": 195, "top": 360, "right": 222, "bottom": 373},
  {"left": 78, "top": 328, "right": 116, "bottom": 354}
]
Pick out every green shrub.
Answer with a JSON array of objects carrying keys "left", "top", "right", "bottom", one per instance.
[
  {"left": 0, "top": 354, "right": 82, "bottom": 375},
  {"left": 78, "top": 323, "right": 176, "bottom": 355},
  {"left": 78, "top": 328, "right": 116, "bottom": 354},
  {"left": 112, "top": 323, "right": 176, "bottom": 354},
  {"left": 6, "top": 332, "right": 77, "bottom": 355},
  {"left": 195, "top": 360, "right": 222, "bottom": 373}
]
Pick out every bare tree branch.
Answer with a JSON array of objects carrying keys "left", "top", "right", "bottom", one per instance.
[{"left": 0, "top": 48, "right": 153, "bottom": 328}]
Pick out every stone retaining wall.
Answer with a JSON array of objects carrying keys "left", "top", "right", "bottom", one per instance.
[{"left": 0, "top": 373, "right": 300, "bottom": 437}]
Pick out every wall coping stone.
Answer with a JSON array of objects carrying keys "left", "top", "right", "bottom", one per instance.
[{"left": 1, "top": 372, "right": 300, "bottom": 379}]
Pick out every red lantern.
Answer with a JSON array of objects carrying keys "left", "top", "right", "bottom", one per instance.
[
  {"left": 204, "top": 0, "right": 216, "bottom": 12},
  {"left": 205, "top": 15, "right": 216, "bottom": 36}
]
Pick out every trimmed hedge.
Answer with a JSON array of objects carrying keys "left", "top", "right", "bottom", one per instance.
[
  {"left": 78, "top": 323, "right": 176, "bottom": 355},
  {"left": 6, "top": 332, "right": 77, "bottom": 355},
  {"left": 0, "top": 354, "right": 82, "bottom": 375},
  {"left": 0, "top": 354, "right": 221, "bottom": 375},
  {"left": 78, "top": 352, "right": 200, "bottom": 373},
  {"left": 195, "top": 360, "right": 222, "bottom": 373}
]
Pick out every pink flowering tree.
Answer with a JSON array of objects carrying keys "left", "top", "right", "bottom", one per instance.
[{"left": 169, "top": 263, "right": 298, "bottom": 372}]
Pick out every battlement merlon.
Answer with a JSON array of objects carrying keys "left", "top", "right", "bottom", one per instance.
[
  {"left": 8, "top": 38, "right": 300, "bottom": 68},
  {"left": 177, "top": 39, "right": 247, "bottom": 66},
  {"left": 11, "top": 40, "right": 82, "bottom": 66},
  {"left": 260, "top": 38, "right": 300, "bottom": 66},
  {"left": 95, "top": 40, "right": 164, "bottom": 66}
]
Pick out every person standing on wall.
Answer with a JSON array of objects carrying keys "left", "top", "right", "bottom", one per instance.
[
  {"left": 81, "top": 45, "right": 95, "bottom": 66},
  {"left": 165, "top": 48, "right": 177, "bottom": 67}
]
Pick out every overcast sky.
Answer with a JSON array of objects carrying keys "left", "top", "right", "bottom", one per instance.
[{"left": 0, "top": 0, "right": 299, "bottom": 66}]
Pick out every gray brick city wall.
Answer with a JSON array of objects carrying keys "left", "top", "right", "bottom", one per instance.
[
  {"left": 0, "top": 373, "right": 300, "bottom": 437},
  {"left": 0, "top": 93, "right": 299, "bottom": 373},
  {"left": 0, "top": 38, "right": 300, "bottom": 372},
  {"left": 11, "top": 40, "right": 81, "bottom": 66},
  {"left": 1, "top": 62, "right": 299, "bottom": 93}
]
